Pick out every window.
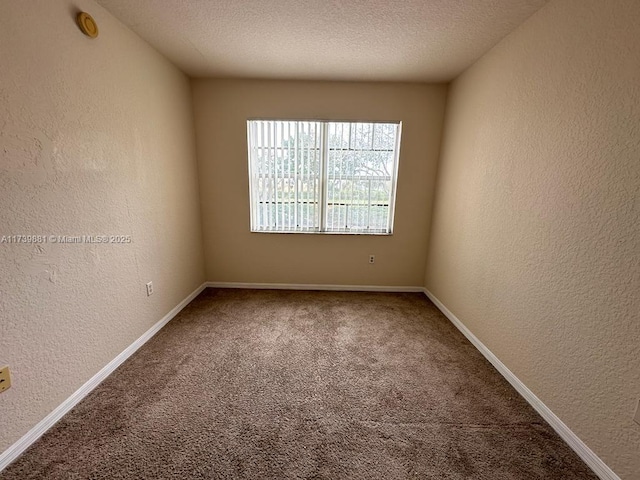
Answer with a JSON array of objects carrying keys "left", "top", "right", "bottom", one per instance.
[{"left": 247, "top": 120, "right": 402, "bottom": 234}]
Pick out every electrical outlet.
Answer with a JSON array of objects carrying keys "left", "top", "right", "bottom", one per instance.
[
  {"left": 146, "top": 281, "right": 154, "bottom": 296},
  {"left": 369, "top": 255, "right": 375, "bottom": 264},
  {"left": 634, "top": 399, "right": 640, "bottom": 426},
  {"left": 0, "top": 366, "right": 12, "bottom": 393}
]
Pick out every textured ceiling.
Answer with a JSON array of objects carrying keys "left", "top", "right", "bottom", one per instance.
[{"left": 96, "top": 0, "right": 549, "bottom": 82}]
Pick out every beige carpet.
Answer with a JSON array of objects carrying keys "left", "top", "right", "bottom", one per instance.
[{"left": 1, "top": 289, "right": 597, "bottom": 479}]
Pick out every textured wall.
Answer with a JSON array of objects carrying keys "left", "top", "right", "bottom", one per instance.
[
  {"left": 0, "top": 0, "right": 205, "bottom": 452},
  {"left": 192, "top": 79, "right": 447, "bottom": 287},
  {"left": 425, "top": 0, "right": 640, "bottom": 477}
]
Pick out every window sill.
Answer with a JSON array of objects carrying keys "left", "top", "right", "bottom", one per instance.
[{"left": 250, "top": 230, "right": 393, "bottom": 236}]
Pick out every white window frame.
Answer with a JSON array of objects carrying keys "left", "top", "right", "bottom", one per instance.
[{"left": 247, "top": 119, "right": 402, "bottom": 235}]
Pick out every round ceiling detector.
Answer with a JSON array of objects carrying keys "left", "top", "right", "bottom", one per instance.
[{"left": 77, "top": 12, "right": 99, "bottom": 38}]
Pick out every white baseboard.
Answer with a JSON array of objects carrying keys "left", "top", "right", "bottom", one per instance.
[
  {"left": 423, "top": 289, "right": 619, "bottom": 480},
  {"left": 0, "top": 282, "right": 207, "bottom": 473},
  {"left": 206, "top": 281, "right": 425, "bottom": 293}
]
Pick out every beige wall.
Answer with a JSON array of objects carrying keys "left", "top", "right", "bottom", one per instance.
[
  {"left": 0, "top": 0, "right": 205, "bottom": 452},
  {"left": 425, "top": 0, "right": 640, "bottom": 477},
  {"left": 193, "top": 79, "right": 447, "bottom": 286}
]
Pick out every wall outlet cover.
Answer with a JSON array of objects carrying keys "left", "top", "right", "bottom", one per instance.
[{"left": 0, "top": 365, "right": 12, "bottom": 393}]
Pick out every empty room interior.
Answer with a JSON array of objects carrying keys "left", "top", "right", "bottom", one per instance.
[{"left": 0, "top": 0, "right": 638, "bottom": 478}]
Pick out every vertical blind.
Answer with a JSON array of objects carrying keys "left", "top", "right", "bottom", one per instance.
[{"left": 247, "top": 120, "right": 401, "bottom": 234}]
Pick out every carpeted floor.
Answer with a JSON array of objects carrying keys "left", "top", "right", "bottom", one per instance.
[{"left": 1, "top": 289, "right": 597, "bottom": 479}]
